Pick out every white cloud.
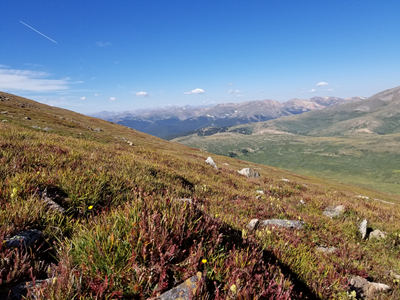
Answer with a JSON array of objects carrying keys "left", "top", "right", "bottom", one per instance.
[
  {"left": 309, "top": 89, "right": 316, "bottom": 93},
  {"left": 0, "top": 67, "right": 69, "bottom": 92},
  {"left": 316, "top": 82, "right": 329, "bottom": 87},
  {"left": 94, "top": 93, "right": 101, "bottom": 96},
  {"left": 110, "top": 97, "right": 116, "bottom": 101},
  {"left": 136, "top": 91, "right": 148, "bottom": 97},
  {"left": 191, "top": 88, "right": 205, "bottom": 94},
  {"left": 80, "top": 97, "right": 86, "bottom": 100},
  {"left": 96, "top": 41, "right": 111, "bottom": 47},
  {"left": 228, "top": 89, "right": 243, "bottom": 94},
  {"left": 228, "top": 82, "right": 234, "bottom": 86},
  {"left": 184, "top": 88, "right": 205, "bottom": 94}
]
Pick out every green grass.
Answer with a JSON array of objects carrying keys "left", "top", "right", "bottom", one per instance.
[
  {"left": 2, "top": 92, "right": 400, "bottom": 299},
  {"left": 175, "top": 132, "right": 400, "bottom": 195}
]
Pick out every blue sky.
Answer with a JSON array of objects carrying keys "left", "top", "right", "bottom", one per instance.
[{"left": 1, "top": 0, "right": 399, "bottom": 114}]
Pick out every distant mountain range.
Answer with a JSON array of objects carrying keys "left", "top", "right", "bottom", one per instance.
[{"left": 90, "top": 96, "right": 365, "bottom": 138}]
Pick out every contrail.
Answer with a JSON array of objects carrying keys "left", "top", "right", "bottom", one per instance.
[{"left": 20, "top": 20, "right": 58, "bottom": 44}]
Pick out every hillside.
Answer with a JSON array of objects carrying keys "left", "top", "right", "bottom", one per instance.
[
  {"left": 2, "top": 91, "right": 400, "bottom": 299},
  {"left": 91, "top": 97, "right": 363, "bottom": 139},
  {"left": 173, "top": 86, "right": 400, "bottom": 195}
]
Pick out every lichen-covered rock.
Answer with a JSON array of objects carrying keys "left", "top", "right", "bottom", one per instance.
[
  {"left": 260, "top": 219, "right": 305, "bottom": 229},
  {"left": 316, "top": 245, "right": 337, "bottom": 254},
  {"left": 369, "top": 229, "right": 387, "bottom": 240},
  {"left": 238, "top": 168, "right": 260, "bottom": 178},
  {"left": 349, "top": 276, "right": 390, "bottom": 299},
  {"left": 205, "top": 157, "right": 218, "bottom": 169},
  {"left": 5, "top": 229, "right": 43, "bottom": 249},
  {"left": 247, "top": 219, "right": 260, "bottom": 231},
  {"left": 150, "top": 272, "right": 202, "bottom": 300},
  {"left": 323, "top": 205, "right": 345, "bottom": 218},
  {"left": 359, "top": 219, "right": 368, "bottom": 240}
]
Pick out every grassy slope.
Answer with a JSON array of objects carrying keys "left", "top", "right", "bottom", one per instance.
[
  {"left": 2, "top": 92, "right": 400, "bottom": 299},
  {"left": 173, "top": 86, "right": 400, "bottom": 195},
  {"left": 175, "top": 132, "right": 400, "bottom": 195}
]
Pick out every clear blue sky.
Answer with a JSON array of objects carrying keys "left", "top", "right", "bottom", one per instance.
[{"left": 1, "top": 0, "right": 399, "bottom": 113}]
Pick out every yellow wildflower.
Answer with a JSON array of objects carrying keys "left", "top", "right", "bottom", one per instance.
[
  {"left": 230, "top": 284, "right": 237, "bottom": 294},
  {"left": 88, "top": 205, "right": 93, "bottom": 210},
  {"left": 201, "top": 259, "right": 207, "bottom": 264}
]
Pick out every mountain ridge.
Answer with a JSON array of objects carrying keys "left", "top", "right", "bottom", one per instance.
[{"left": 90, "top": 96, "right": 365, "bottom": 138}]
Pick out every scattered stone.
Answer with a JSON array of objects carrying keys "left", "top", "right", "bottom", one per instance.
[
  {"left": 316, "top": 245, "right": 337, "bottom": 254},
  {"left": 247, "top": 219, "right": 260, "bottom": 231},
  {"left": 1, "top": 111, "right": 8, "bottom": 114},
  {"left": 37, "top": 188, "right": 66, "bottom": 214},
  {"left": 357, "top": 195, "right": 370, "bottom": 200},
  {"left": 31, "top": 125, "right": 41, "bottom": 130},
  {"left": 238, "top": 168, "right": 260, "bottom": 178},
  {"left": 349, "top": 276, "right": 391, "bottom": 299},
  {"left": 174, "top": 198, "right": 193, "bottom": 204},
  {"left": 256, "top": 190, "right": 264, "bottom": 194},
  {"left": 281, "top": 178, "right": 289, "bottom": 182},
  {"left": 260, "top": 219, "right": 305, "bottom": 229},
  {"left": 323, "top": 205, "right": 345, "bottom": 218},
  {"left": 24, "top": 117, "right": 31, "bottom": 120},
  {"left": 150, "top": 272, "right": 202, "bottom": 300},
  {"left": 93, "top": 128, "right": 102, "bottom": 132},
  {"left": 4, "top": 229, "right": 43, "bottom": 249},
  {"left": 224, "top": 163, "right": 229, "bottom": 165},
  {"left": 374, "top": 198, "right": 395, "bottom": 205},
  {"left": 43, "top": 127, "right": 52, "bottom": 131},
  {"left": 205, "top": 157, "right": 218, "bottom": 169},
  {"left": 300, "top": 199, "right": 305, "bottom": 205},
  {"left": 359, "top": 219, "right": 368, "bottom": 240},
  {"left": 369, "top": 229, "right": 387, "bottom": 240},
  {"left": 2, "top": 119, "right": 8, "bottom": 122}
]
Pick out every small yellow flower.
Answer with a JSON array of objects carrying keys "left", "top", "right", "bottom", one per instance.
[
  {"left": 298, "top": 216, "right": 301, "bottom": 220},
  {"left": 88, "top": 205, "right": 93, "bottom": 210},
  {"left": 230, "top": 284, "right": 237, "bottom": 294},
  {"left": 215, "top": 214, "right": 218, "bottom": 218},
  {"left": 266, "top": 230, "right": 272, "bottom": 235},
  {"left": 201, "top": 259, "right": 207, "bottom": 264},
  {"left": 37, "top": 171, "right": 40, "bottom": 174}
]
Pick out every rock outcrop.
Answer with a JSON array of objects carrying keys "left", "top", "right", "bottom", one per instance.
[
  {"left": 205, "top": 157, "right": 218, "bottom": 169},
  {"left": 238, "top": 168, "right": 260, "bottom": 178}
]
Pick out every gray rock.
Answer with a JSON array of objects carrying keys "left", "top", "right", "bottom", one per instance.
[
  {"left": 37, "top": 188, "right": 66, "bottom": 214},
  {"left": 256, "top": 190, "right": 264, "bottom": 194},
  {"left": 349, "top": 276, "right": 391, "bottom": 299},
  {"left": 323, "top": 205, "right": 345, "bottom": 218},
  {"left": 150, "top": 272, "right": 202, "bottom": 300},
  {"left": 43, "top": 127, "right": 52, "bottom": 131},
  {"left": 369, "top": 229, "right": 387, "bottom": 240},
  {"left": 247, "top": 219, "right": 260, "bottom": 231},
  {"left": 205, "top": 157, "right": 218, "bottom": 169},
  {"left": 260, "top": 219, "right": 305, "bottom": 229},
  {"left": 238, "top": 168, "right": 260, "bottom": 178},
  {"left": 174, "top": 198, "right": 193, "bottom": 204},
  {"left": 93, "top": 128, "right": 102, "bottom": 132},
  {"left": 281, "top": 178, "right": 290, "bottom": 182},
  {"left": 5, "top": 229, "right": 43, "bottom": 249},
  {"left": 316, "top": 245, "right": 337, "bottom": 254},
  {"left": 359, "top": 219, "right": 368, "bottom": 239},
  {"left": 2, "top": 119, "right": 9, "bottom": 122},
  {"left": 31, "top": 126, "right": 41, "bottom": 129}
]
